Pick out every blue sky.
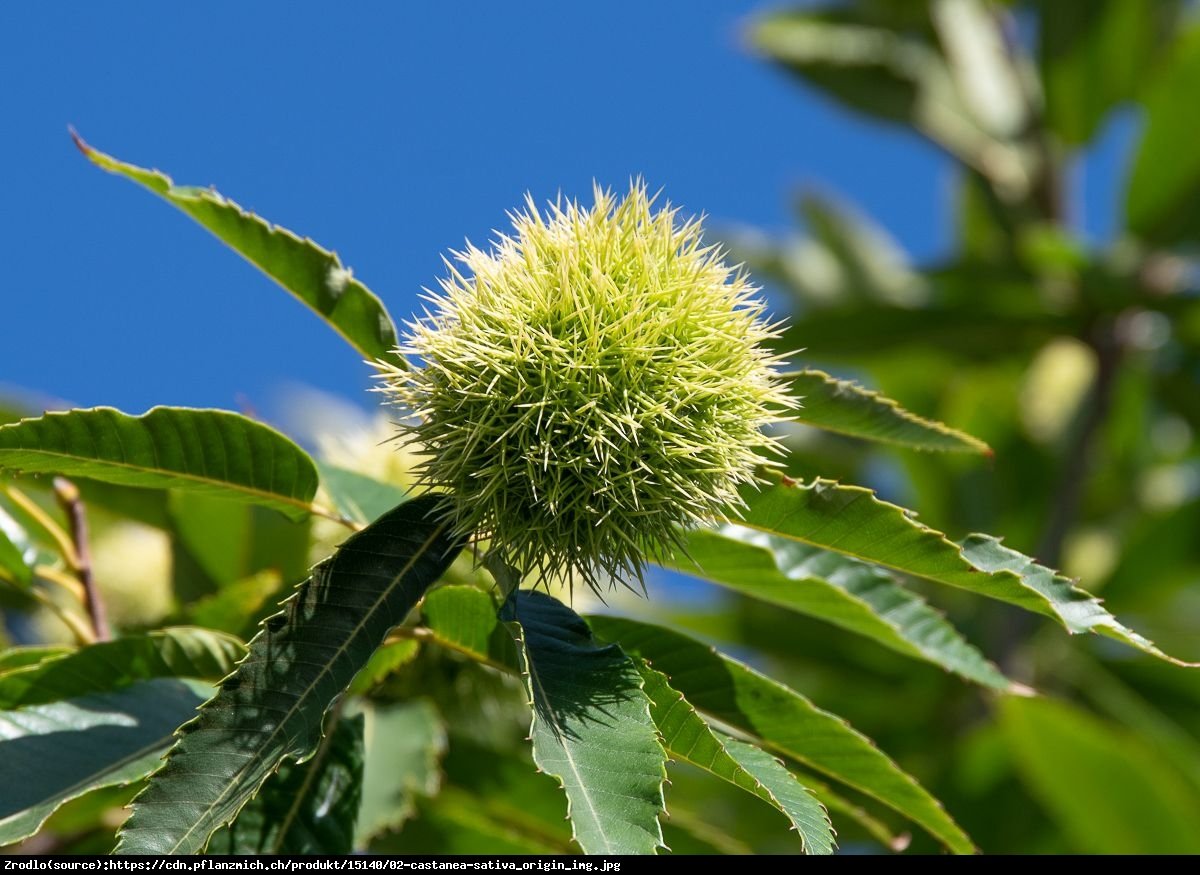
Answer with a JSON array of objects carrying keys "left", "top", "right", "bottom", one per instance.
[{"left": 0, "top": 2, "right": 1130, "bottom": 424}]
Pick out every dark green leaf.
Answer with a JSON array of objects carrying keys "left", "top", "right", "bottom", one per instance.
[
  {"left": 0, "top": 679, "right": 208, "bottom": 846},
  {"left": 663, "top": 524, "right": 1012, "bottom": 689},
  {"left": 1000, "top": 696, "right": 1200, "bottom": 854},
  {"left": 738, "top": 478, "right": 1195, "bottom": 666},
  {"left": 208, "top": 715, "right": 365, "bottom": 854},
  {"left": 356, "top": 701, "right": 446, "bottom": 845},
  {"left": 0, "top": 627, "right": 243, "bottom": 708},
  {"left": 1126, "top": 25, "right": 1200, "bottom": 244},
  {"left": 76, "top": 134, "right": 400, "bottom": 362},
  {"left": 637, "top": 662, "right": 833, "bottom": 854},
  {"left": 591, "top": 615, "right": 974, "bottom": 854},
  {"left": 790, "top": 369, "right": 990, "bottom": 454},
  {"left": 0, "top": 408, "right": 320, "bottom": 521},
  {"left": 503, "top": 591, "right": 666, "bottom": 855},
  {"left": 114, "top": 495, "right": 465, "bottom": 854}
]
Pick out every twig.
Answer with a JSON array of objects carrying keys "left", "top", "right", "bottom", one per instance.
[{"left": 53, "top": 477, "right": 110, "bottom": 642}]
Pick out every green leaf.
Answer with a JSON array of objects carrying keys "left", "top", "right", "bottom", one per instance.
[
  {"left": 423, "top": 584, "right": 517, "bottom": 668},
  {"left": 0, "top": 679, "right": 208, "bottom": 846},
  {"left": 0, "top": 407, "right": 320, "bottom": 521},
  {"left": 186, "top": 570, "right": 287, "bottom": 638},
  {"left": 76, "top": 134, "right": 400, "bottom": 362},
  {"left": 438, "top": 736, "right": 572, "bottom": 845},
  {"left": 1000, "top": 696, "right": 1200, "bottom": 854},
  {"left": 1037, "top": 0, "right": 1181, "bottom": 146},
  {"left": 790, "top": 369, "right": 990, "bottom": 454},
  {"left": 317, "top": 462, "right": 410, "bottom": 526},
  {"left": 590, "top": 615, "right": 974, "bottom": 854},
  {"left": 113, "top": 494, "right": 466, "bottom": 854},
  {"left": 720, "top": 737, "right": 835, "bottom": 853},
  {"left": 775, "top": 304, "right": 1064, "bottom": 364},
  {"left": 797, "top": 193, "right": 928, "bottom": 308},
  {"left": 664, "top": 523, "right": 1012, "bottom": 690},
  {"left": 372, "top": 790, "right": 567, "bottom": 855},
  {"left": 346, "top": 639, "right": 421, "bottom": 697},
  {"left": 738, "top": 478, "right": 1195, "bottom": 666},
  {"left": 0, "top": 505, "right": 40, "bottom": 588},
  {"left": 207, "top": 715, "right": 365, "bottom": 855},
  {"left": 503, "top": 590, "right": 667, "bottom": 855},
  {"left": 1126, "top": 25, "right": 1200, "bottom": 245},
  {"left": 0, "top": 526, "right": 31, "bottom": 587},
  {"left": 356, "top": 701, "right": 447, "bottom": 846},
  {"left": 790, "top": 768, "right": 910, "bottom": 851},
  {"left": 0, "top": 627, "right": 243, "bottom": 708},
  {"left": 636, "top": 662, "right": 833, "bottom": 854},
  {"left": 0, "top": 646, "right": 70, "bottom": 674},
  {"left": 749, "top": 9, "right": 1027, "bottom": 190}
]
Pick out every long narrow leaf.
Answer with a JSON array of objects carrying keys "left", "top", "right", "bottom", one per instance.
[
  {"left": 664, "top": 524, "right": 1013, "bottom": 690},
  {"left": 790, "top": 369, "right": 990, "bottom": 454},
  {"left": 75, "top": 134, "right": 399, "bottom": 362},
  {"left": 591, "top": 615, "right": 974, "bottom": 854},
  {"left": 738, "top": 478, "right": 1196, "bottom": 666},
  {"left": 0, "top": 408, "right": 320, "bottom": 521},
  {"left": 637, "top": 662, "right": 833, "bottom": 854},
  {"left": 503, "top": 591, "right": 667, "bottom": 855},
  {"left": 114, "top": 495, "right": 465, "bottom": 854}
]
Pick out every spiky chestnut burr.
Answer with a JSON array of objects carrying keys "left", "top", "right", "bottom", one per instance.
[{"left": 378, "top": 183, "right": 793, "bottom": 592}]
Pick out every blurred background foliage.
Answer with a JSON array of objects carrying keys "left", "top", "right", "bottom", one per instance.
[
  {"left": 724, "top": 0, "right": 1200, "bottom": 853},
  {"left": 3, "top": 0, "right": 1199, "bottom": 855}
]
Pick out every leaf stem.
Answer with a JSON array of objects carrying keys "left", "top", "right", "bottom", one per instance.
[
  {"left": 53, "top": 478, "right": 110, "bottom": 642},
  {"left": 0, "top": 483, "right": 81, "bottom": 569},
  {"left": 309, "top": 502, "right": 364, "bottom": 532}
]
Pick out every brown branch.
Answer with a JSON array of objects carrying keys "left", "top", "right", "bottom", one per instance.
[{"left": 53, "top": 477, "right": 110, "bottom": 642}]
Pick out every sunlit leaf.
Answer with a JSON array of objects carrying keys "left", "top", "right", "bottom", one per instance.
[
  {"left": 637, "top": 662, "right": 833, "bottom": 854},
  {"left": 0, "top": 407, "right": 320, "bottom": 521},
  {"left": 592, "top": 615, "right": 974, "bottom": 854},
  {"left": 790, "top": 369, "right": 990, "bottom": 454},
  {"left": 504, "top": 591, "right": 666, "bottom": 855},
  {"left": 76, "top": 134, "right": 399, "bottom": 362},
  {"left": 662, "top": 524, "right": 1012, "bottom": 690},
  {"left": 738, "top": 478, "right": 1195, "bottom": 666}
]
